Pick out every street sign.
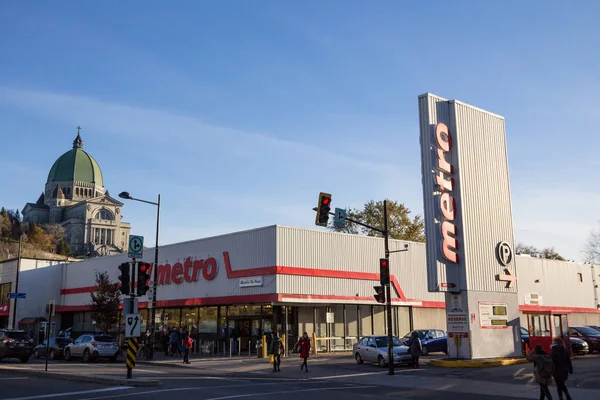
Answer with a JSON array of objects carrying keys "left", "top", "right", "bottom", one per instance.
[
  {"left": 125, "top": 313, "right": 141, "bottom": 338},
  {"left": 128, "top": 235, "right": 144, "bottom": 259},
  {"left": 7, "top": 293, "right": 26, "bottom": 299},
  {"left": 123, "top": 297, "right": 139, "bottom": 315},
  {"left": 334, "top": 208, "right": 347, "bottom": 228}
]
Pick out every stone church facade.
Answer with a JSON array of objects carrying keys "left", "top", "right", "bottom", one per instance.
[{"left": 22, "top": 130, "right": 131, "bottom": 257}]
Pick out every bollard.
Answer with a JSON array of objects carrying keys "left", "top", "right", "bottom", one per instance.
[
  {"left": 248, "top": 338, "right": 251, "bottom": 358},
  {"left": 312, "top": 332, "right": 318, "bottom": 354},
  {"left": 261, "top": 335, "right": 267, "bottom": 359},
  {"left": 282, "top": 334, "right": 286, "bottom": 357},
  {"left": 229, "top": 339, "right": 232, "bottom": 358},
  {"left": 238, "top": 338, "right": 242, "bottom": 357}
]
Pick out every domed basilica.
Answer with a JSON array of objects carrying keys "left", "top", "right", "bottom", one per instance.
[{"left": 22, "top": 128, "right": 131, "bottom": 257}]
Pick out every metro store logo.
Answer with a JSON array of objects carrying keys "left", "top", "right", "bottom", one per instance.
[{"left": 150, "top": 254, "right": 220, "bottom": 285}]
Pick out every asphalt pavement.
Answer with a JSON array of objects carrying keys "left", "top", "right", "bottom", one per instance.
[
  {"left": 0, "top": 371, "right": 532, "bottom": 400},
  {"left": 0, "top": 352, "right": 599, "bottom": 399}
]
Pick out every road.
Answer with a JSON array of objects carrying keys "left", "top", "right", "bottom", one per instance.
[
  {"left": 0, "top": 370, "right": 528, "bottom": 400},
  {"left": 0, "top": 353, "right": 598, "bottom": 399}
]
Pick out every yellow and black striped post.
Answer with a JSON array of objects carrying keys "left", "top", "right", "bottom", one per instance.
[{"left": 126, "top": 338, "right": 138, "bottom": 379}]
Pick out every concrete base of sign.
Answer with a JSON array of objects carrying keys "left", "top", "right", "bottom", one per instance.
[
  {"left": 429, "top": 357, "right": 528, "bottom": 368},
  {"left": 445, "top": 291, "right": 521, "bottom": 359}
]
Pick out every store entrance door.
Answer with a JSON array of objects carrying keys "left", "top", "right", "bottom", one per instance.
[{"left": 235, "top": 319, "right": 253, "bottom": 352}]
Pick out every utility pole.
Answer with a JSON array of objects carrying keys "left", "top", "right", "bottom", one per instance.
[
  {"left": 11, "top": 235, "right": 22, "bottom": 329},
  {"left": 149, "top": 194, "right": 160, "bottom": 360},
  {"left": 383, "top": 200, "right": 394, "bottom": 376}
]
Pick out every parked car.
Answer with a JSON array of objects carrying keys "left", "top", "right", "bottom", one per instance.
[
  {"left": 34, "top": 337, "right": 73, "bottom": 360},
  {"left": 520, "top": 327, "right": 529, "bottom": 354},
  {"left": 401, "top": 329, "right": 447, "bottom": 355},
  {"left": 568, "top": 327, "right": 600, "bottom": 353},
  {"left": 64, "top": 334, "right": 120, "bottom": 362},
  {"left": 570, "top": 337, "right": 589, "bottom": 355},
  {"left": 587, "top": 325, "right": 600, "bottom": 333},
  {"left": 0, "top": 329, "right": 35, "bottom": 363},
  {"left": 353, "top": 335, "right": 411, "bottom": 367}
]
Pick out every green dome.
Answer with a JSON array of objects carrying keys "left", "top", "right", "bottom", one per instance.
[{"left": 46, "top": 133, "right": 103, "bottom": 186}]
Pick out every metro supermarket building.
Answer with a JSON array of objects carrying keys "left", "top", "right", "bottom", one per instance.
[{"left": 6, "top": 225, "right": 600, "bottom": 352}]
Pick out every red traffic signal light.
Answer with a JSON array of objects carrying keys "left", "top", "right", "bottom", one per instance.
[
  {"left": 137, "top": 262, "right": 151, "bottom": 296},
  {"left": 315, "top": 192, "right": 332, "bottom": 227},
  {"left": 380, "top": 258, "right": 390, "bottom": 286}
]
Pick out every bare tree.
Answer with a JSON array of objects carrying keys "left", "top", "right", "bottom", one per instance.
[{"left": 583, "top": 223, "right": 600, "bottom": 264}]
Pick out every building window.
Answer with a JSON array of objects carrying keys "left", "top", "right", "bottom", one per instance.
[
  {"left": 578, "top": 273, "right": 583, "bottom": 283},
  {"left": 75, "top": 188, "right": 79, "bottom": 196},
  {"left": 95, "top": 210, "right": 114, "bottom": 221},
  {"left": 95, "top": 229, "right": 100, "bottom": 244}
]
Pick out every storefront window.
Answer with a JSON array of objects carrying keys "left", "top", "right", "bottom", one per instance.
[
  {"left": 373, "top": 306, "right": 386, "bottom": 335},
  {"left": 199, "top": 307, "right": 217, "bottom": 334},
  {"left": 359, "top": 305, "right": 371, "bottom": 336},
  {"left": 182, "top": 308, "right": 198, "bottom": 334},
  {"left": 228, "top": 305, "right": 262, "bottom": 316},
  {"left": 162, "top": 308, "right": 181, "bottom": 330}
]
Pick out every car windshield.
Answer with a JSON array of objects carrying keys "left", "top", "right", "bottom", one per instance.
[
  {"left": 375, "top": 337, "right": 403, "bottom": 348},
  {"left": 575, "top": 327, "right": 600, "bottom": 336},
  {"left": 520, "top": 327, "right": 529, "bottom": 335},
  {"left": 94, "top": 336, "right": 115, "bottom": 343},
  {"left": 7, "top": 332, "right": 31, "bottom": 341}
]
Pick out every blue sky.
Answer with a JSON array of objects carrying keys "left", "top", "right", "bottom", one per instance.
[{"left": 1, "top": 1, "right": 599, "bottom": 261}]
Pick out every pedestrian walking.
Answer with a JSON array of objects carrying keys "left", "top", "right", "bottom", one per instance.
[
  {"left": 169, "top": 328, "right": 181, "bottom": 356},
  {"left": 527, "top": 344, "right": 554, "bottom": 400},
  {"left": 551, "top": 338, "right": 573, "bottom": 400},
  {"left": 162, "top": 329, "right": 170, "bottom": 356},
  {"left": 269, "top": 331, "right": 285, "bottom": 372},
  {"left": 407, "top": 331, "right": 422, "bottom": 369},
  {"left": 182, "top": 330, "right": 193, "bottom": 364},
  {"left": 296, "top": 332, "right": 311, "bottom": 372}
]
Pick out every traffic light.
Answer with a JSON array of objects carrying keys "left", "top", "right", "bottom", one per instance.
[
  {"left": 118, "top": 262, "right": 131, "bottom": 295},
  {"left": 374, "top": 286, "right": 385, "bottom": 303},
  {"left": 136, "top": 262, "right": 151, "bottom": 296},
  {"left": 315, "top": 192, "right": 332, "bottom": 227},
  {"left": 379, "top": 258, "right": 390, "bottom": 286}
]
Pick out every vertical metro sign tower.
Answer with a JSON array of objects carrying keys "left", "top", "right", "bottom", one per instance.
[{"left": 418, "top": 93, "right": 520, "bottom": 359}]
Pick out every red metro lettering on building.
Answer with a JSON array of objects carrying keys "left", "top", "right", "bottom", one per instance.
[
  {"left": 435, "top": 123, "right": 459, "bottom": 263},
  {"left": 147, "top": 254, "right": 222, "bottom": 286}
]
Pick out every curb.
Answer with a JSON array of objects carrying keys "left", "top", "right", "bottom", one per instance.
[
  {"left": 0, "top": 367, "right": 161, "bottom": 386},
  {"left": 429, "top": 358, "right": 529, "bottom": 368}
]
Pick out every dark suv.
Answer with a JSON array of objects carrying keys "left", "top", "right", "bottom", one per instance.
[
  {"left": 0, "top": 329, "right": 35, "bottom": 362},
  {"left": 569, "top": 327, "right": 600, "bottom": 353}
]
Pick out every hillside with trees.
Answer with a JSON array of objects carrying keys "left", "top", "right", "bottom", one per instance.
[{"left": 0, "top": 207, "right": 72, "bottom": 261}]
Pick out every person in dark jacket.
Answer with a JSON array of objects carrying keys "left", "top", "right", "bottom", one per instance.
[
  {"left": 551, "top": 338, "right": 573, "bottom": 400},
  {"left": 407, "top": 331, "right": 422, "bottom": 369},
  {"left": 526, "top": 344, "right": 553, "bottom": 400}
]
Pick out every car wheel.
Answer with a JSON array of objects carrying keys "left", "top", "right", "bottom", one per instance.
[
  {"left": 64, "top": 348, "right": 71, "bottom": 361},
  {"left": 378, "top": 355, "right": 386, "bottom": 368},
  {"left": 355, "top": 353, "right": 364, "bottom": 364},
  {"left": 33, "top": 349, "right": 39, "bottom": 359},
  {"left": 109, "top": 356, "right": 117, "bottom": 362},
  {"left": 421, "top": 345, "right": 429, "bottom": 356},
  {"left": 20, "top": 357, "right": 29, "bottom": 363},
  {"left": 49, "top": 350, "right": 56, "bottom": 360},
  {"left": 82, "top": 349, "right": 90, "bottom": 363}
]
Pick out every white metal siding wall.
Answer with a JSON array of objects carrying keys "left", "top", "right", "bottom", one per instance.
[
  {"left": 516, "top": 256, "right": 596, "bottom": 309},
  {"left": 276, "top": 226, "right": 444, "bottom": 302},
  {"left": 452, "top": 101, "right": 517, "bottom": 293},
  {"left": 58, "top": 226, "right": 278, "bottom": 306}
]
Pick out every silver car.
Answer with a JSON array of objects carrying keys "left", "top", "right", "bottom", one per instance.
[
  {"left": 353, "top": 335, "right": 411, "bottom": 367},
  {"left": 64, "top": 334, "right": 120, "bottom": 362}
]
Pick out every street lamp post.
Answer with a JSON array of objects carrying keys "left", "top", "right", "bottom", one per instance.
[{"left": 119, "top": 191, "right": 160, "bottom": 360}]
